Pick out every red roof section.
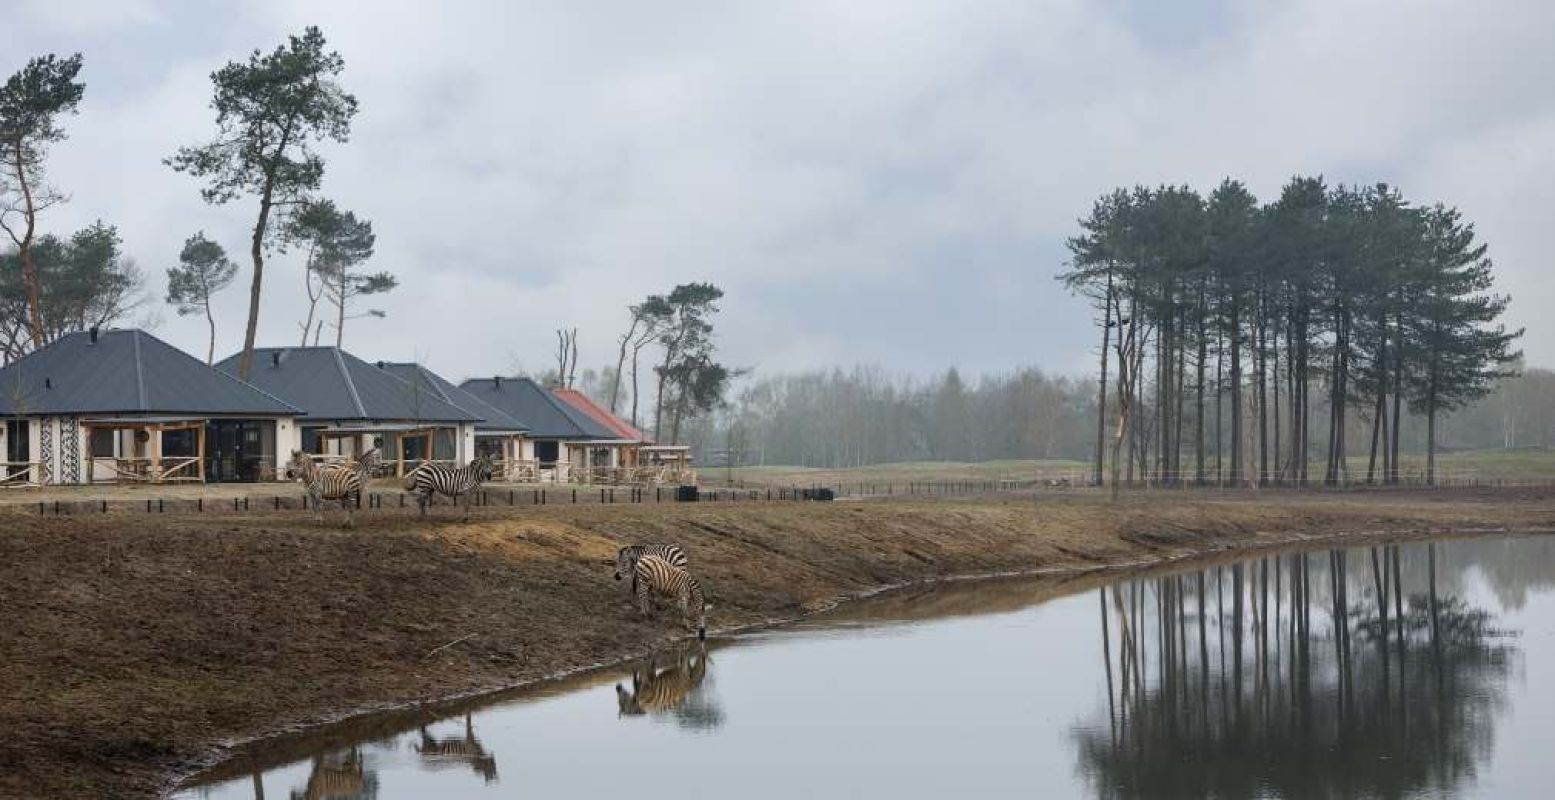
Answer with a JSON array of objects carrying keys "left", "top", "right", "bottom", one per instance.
[{"left": 550, "top": 388, "right": 650, "bottom": 443}]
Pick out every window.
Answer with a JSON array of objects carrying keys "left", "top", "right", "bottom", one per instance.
[
  {"left": 90, "top": 428, "right": 116, "bottom": 458},
  {"left": 5, "top": 420, "right": 28, "bottom": 463},
  {"left": 434, "top": 429, "right": 456, "bottom": 460},
  {"left": 535, "top": 440, "right": 559, "bottom": 464},
  {"left": 162, "top": 428, "right": 198, "bottom": 458}
]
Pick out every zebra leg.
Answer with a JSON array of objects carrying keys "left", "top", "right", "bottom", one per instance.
[
  {"left": 342, "top": 495, "right": 355, "bottom": 528},
  {"left": 635, "top": 579, "right": 651, "bottom": 618},
  {"left": 309, "top": 486, "right": 324, "bottom": 521},
  {"left": 417, "top": 490, "right": 429, "bottom": 516}
]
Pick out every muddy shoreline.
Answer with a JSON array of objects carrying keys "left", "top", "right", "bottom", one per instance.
[{"left": 3, "top": 489, "right": 1554, "bottom": 799}]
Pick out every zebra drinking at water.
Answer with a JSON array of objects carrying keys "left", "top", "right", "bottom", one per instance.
[
  {"left": 634, "top": 555, "right": 711, "bottom": 640},
  {"left": 614, "top": 544, "right": 689, "bottom": 596},
  {"left": 286, "top": 448, "right": 380, "bottom": 528},
  {"left": 403, "top": 456, "right": 496, "bottom": 518}
]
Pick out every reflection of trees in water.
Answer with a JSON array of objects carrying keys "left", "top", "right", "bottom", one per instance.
[
  {"left": 1076, "top": 543, "right": 1519, "bottom": 800},
  {"left": 1430, "top": 536, "right": 1555, "bottom": 611},
  {"left": 615, "top": 641, "right": 724, "bottom": 731}
]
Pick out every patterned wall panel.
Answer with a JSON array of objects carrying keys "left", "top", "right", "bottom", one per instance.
[
  {"left": 39, "top": 417, "right": 53, "bottom": 486},
  {"left": 60, "top": 416, "right": 80, "bottom": 484}
]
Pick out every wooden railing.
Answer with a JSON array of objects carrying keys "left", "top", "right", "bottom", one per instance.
[
  {"left": 490, "top": 458, "right": 540, "bottom": 482},
  {"left": 482, "top": 460, "right": 697, "bottom": 486},
  {"left": 0, "top": 461, "right": 47, "bottom": 487},
  {"left": 91, "top": 456, "right": 202, "bottom": 483}
]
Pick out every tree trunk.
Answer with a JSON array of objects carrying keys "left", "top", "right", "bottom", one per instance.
[
  {"left": 1366, "top": 334, "right": 1387, "bottom": 484},
  {"left": 204, "top": 298, "right": 216, "bottom": 365},
  {"left": 299, "top": 255, "right": 321, "bottom": 347},
  {"left": 1174, "top": 308, "right": 1187, "bottom": 485},
  {"left": 334, "top": 268, "right": 347, "bottom": 348},
  {"left": 1250, "top": 294, "right": 1262, "bottom": 485},
  {"left": 1389, "top": 308, "right": 1404, "bottom": 484},
  {"left": 1215, "top": 328, "right": 1224, "bottom": 483},
  {"left": 629, "top": 345, "right": 642, "bottom": 428},
  {"left": 1195, "top": 285, "right": 1207, "bottom": 484},
  {"left": 610, "top": 317, "right": 639, "bottom": 414},
  {"left": 1094, "top": 273, "right": 1114, "bottom": 487},
  {"left": 1230, "top": 302, "right": 1242, "bottom": 485},
  {"left": 4, "top": 142, "right": 46, "bottom": 350},
  {"left": 238, "top": 175, "right": 276, "bottom": 379},
  {"left": 1271, "top": 323, "right": 1281, "bottom": 484},
  {"left": 1426, "top": 370, "right": 1439, "bottom": 486}
]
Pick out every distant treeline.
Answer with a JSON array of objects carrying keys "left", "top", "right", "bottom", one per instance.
[
  {"left": 664, "top": 364, "right": 1555, "bottom": 472},
  {"left": 1062, "top": 177, "right": 1520, "bottom": 490},
  {"left": 676, "top": 367, "right": 1096, "bottom": 468}
]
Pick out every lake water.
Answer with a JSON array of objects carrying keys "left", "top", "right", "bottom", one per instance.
[{"left": 176, "top": 535, "right": 1555, "bottom": 799}]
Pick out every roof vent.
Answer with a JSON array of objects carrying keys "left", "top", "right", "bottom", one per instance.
[
  {"left": 88, "top": 326, "right": 99, "bottom": 344},
  {"left": 44, "top": 378, "right": 52, "bottom": 390},
  {"left": 376, "top": 360, "right": 385, "bottom": 369},
  {"left": 494, "top": 376, "right": 502, "bottom": 389},
  {"left": 271, "top": 350, "right": 283, "bottom": 367}
]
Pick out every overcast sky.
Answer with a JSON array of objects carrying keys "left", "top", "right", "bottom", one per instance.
[{"left": 3, "top": 0, "right": 1551, "bottom": 384}]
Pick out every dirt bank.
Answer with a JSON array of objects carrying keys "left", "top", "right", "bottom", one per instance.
[{"left": 3, "top": 489, "right": 1554, "bottom": 799}]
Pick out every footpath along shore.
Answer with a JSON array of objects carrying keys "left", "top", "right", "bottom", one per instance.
[{"left": 2, "top": 488, "right": 1552, "bottom": 798}]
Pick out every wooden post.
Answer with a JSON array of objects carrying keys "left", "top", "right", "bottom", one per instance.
[
  {"left": 394, "top": 432, "right": 405, "bottom": 477},
  {"left": 196, "top": 422, "right": 207, "bottom": 482},
  {"left": 149, "top": 425, "right": 162, "bottom": 482}
]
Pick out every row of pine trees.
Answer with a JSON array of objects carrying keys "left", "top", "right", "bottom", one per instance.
[{"left": 1062, "top": 177, "right": 1521, "bottom": 493}]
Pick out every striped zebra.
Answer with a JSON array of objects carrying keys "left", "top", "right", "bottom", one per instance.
[
  {"left": 294, "top": 747, "right": 366, "bottom": 800},
  {"left": 287, "top": 448, "right": 380, "bottom": 528},
  {"left": 417, "top": 713, "right": 497, "bottom": 783},
  {"left": 402, "top": 456, "right": 496, "bottom": 517},
  {"left": 614, "top": 544, "right": 689, "bottom": 596},
  {"left": 634, "top": 555, "right": 711, "bottom": 640},
  {"left": 616, "top": 642, "right": 710, "bottom": 717}
]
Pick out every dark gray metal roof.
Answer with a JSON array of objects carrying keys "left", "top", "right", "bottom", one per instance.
[
  {"left": 457, "top": 377, "right": 616, "bottom": 439},
  {"left": 0, "top": 329, "right": 298, "bottom": 417},
  {"left": 216, "top": 347, "right": 479, "bottom": 424},
  {"left": 377, "top": 363, "right": 529, "bottom": 434}
]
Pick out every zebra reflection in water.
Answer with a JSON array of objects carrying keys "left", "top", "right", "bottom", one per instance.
[
  {"left": 615, "top": 642, "right": 723, "bottom": 730},
  {"left": 288, "top": 746, "right": 377, "bottom": 800},
  {"left": 416, "top": 713, "right": 498, "bottom": 783}
]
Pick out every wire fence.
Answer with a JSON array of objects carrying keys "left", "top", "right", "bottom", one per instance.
[
  {"left": 16, "top": 479, "right": 1048, "bottom": 517},
  {"left": 12, "top": 469, "right": 1545, "bottom": 518}
]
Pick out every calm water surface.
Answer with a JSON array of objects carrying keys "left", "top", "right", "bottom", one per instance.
[{"left": 177, "top": 535, "right": 1555, "bottom": 799}]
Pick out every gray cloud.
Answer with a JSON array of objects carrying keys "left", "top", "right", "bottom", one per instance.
[{"left": 3, "top": 0, "right": 1550, "bottom": 382}]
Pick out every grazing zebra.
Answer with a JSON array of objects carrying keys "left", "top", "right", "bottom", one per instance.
[
  {"left": 616, "top": 641, "right": 710, "bottom": 718},
  {"left": 417, "top": 713, "right": 497, "bottom": 783},
  {"left": 403, "top": 456, "right": 496, "bottom": 518},
  {"left": 614, "top": 544, "right": 689, "bottom": 596},
  {"left": 634, "top": 555, "right": 711, "bottom": 640},
  {"left": 287, "top": 448, "right": 380, "bottom": 528}
]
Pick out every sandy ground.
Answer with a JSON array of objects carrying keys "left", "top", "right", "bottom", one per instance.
[{"left": 2, "top": 489, "right": 1554, "bottom": 798}]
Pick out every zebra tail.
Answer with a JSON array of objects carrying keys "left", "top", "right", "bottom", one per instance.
[{"left": 401, "top": 468, "right": 419, "bottom": 492}]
